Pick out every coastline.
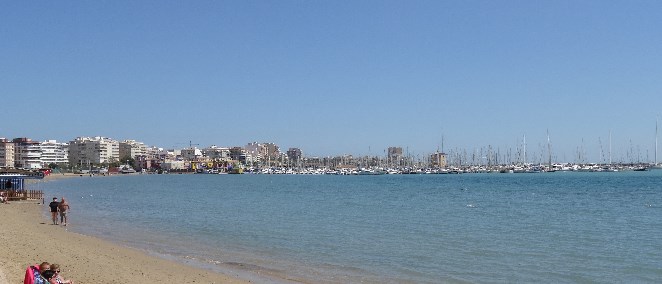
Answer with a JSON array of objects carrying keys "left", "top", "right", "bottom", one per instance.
[{"left": 0, "top": 197, "right": 250, "bottom": 283}]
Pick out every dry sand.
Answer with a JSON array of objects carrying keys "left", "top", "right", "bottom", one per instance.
[{"left": 0, "top": 200, "right": 251, "bottom": 284}]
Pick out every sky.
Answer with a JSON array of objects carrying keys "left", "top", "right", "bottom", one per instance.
[{"left": 2, "top": 1, "right": 662, "bottom": 163}]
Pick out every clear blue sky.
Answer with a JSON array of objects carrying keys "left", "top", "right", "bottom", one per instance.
[{"left": 2, "top": 1, "right": 661, "bottom": 163}]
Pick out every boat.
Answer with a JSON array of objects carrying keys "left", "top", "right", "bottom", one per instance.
[{"left": 119, "top": 165, "right": 137, "bottom": 174}]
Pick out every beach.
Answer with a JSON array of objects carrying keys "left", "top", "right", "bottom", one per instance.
[{"left": 0, "top": 198, "right": 250, "bottom": 283}]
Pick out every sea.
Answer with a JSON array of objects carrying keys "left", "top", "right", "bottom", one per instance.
[{"left": 37, "top": 171, "right": 662, "bottom": 283}]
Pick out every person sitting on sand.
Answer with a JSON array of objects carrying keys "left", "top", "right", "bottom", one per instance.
[
  {"left": 40, "top": 270, "right": 59, "bottom": 284},
  {"left": 48, "top": 197, "right": 59, "bottom": 225},
  {"left": 24, "top": 262, "right": 50, "bottom": 284},
  {"left": 57, "top": 198, "right": 70, "bottom": 226},
  {"left": 49, "top": 264, "right": 74, "bottom": 284}
]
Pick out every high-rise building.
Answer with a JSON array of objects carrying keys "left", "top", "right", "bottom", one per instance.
[
  {"left": 40, "top": 140, "right": 69, "bottom": 166},
  {"left": 263, "top": 143, "right": 280, "bottom": 160},
  {"left": 287, "top": 148, "right": 302, "bottom": 162},
  {"left": 0, "top": 138, "right": 15, "bottom": 168},
  {"left": 119, "top": 140, "right": 148, "bottom": 160},
  {"left": 68, "top": 137, "right": 119, "bottom": 166},
  {"left": 244, "top": 142, "right": 264, "bottom": 164},
  {"left": 387, "top": 147, "right": 403, "bottom": 165},
  {"left": 245, "top": 142, "right": 280, "bottom": 165},
  {"left": 229, "top": 147, "right": 246, "bottom": 163},
  {"left": 13, "top": 138, "right": 42, "bottom": 169},
  {"left": 430, "top": 152, "right": 447, "bottom": 168}
]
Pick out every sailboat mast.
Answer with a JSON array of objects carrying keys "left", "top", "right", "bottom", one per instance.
[
  {"left": 523, "top": 134, "right": 526, "bottom": 165},
  {"left": 656, "top": 117, "right": 659, "bottom": 165},
  {"left": 547, "top": 130, "right": 552, "bottom": 170}
]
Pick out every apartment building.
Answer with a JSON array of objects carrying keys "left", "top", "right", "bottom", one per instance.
[
  {"left": 388, "top": 147, "right": 404, "bottom": 165},
  {"left": 287, "top": 148, "right": 302, "bottom": 162},
  {"left": 40, "top": 140, "right": 69, "bottom": 166},
  {"left": 429, "top": 152, "right": 448, "bottom": 168},
  {"left": 68, "top": 136, "right": 119, "bottom": 166},
  {"left": 13, "top": 138, "right": 42, "bottom": 169},
  {"left": 245, "top": 142, "right": 281, "bottom": 164},
  {"left": 245, "top": 142, "right": 264, "bottom": 162},
  {"left": 263, "top": 143, "right": 280, "bottom": 160},
  {"left": 119, "top": 140, "right": 148, "bottom": 159},
  {"left": 229, "top": 147, "right": 246, "bottom": 163},
  {"left": 0, "top": 138, "right": 15, "bottom": 168},
  {"left": 180, "top": 148, "right": 203, "bottom": 161},
  {"left": 203, "top": 145, "right": 231, "bottom": 161}
]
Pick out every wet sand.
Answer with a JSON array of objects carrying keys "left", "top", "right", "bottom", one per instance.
[{"left": 0, "top": 200, "right": 251, "bottom": 283}]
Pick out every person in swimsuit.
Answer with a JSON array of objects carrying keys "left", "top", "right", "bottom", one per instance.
[
  {"left": 40, "top": 270, "right": 58, "bottom": 284},
  {"left": 58, "top": 198, "right": 70, "bottom": 226},
  {"left": 49, "top": 263, "right": 74, "bottom": 284},
  {"left": 48, "top": 198, "right": 59, "bottom": 225}
]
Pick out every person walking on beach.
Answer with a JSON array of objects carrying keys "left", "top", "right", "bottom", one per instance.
[
  {"left": 48, "top": 197, "right": 59, "bottom": 225},
  {"left": 57, "top": 198, "right": 70, "bottom": 226}
]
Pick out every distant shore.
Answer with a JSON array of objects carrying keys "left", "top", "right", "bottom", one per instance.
[{"left": 0, "top": 196, "right": 250, "bottom": 283}]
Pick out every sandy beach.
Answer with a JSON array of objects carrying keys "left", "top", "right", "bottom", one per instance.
[{"left": 0, "top": 180, "right": 251, "bottom": 284}]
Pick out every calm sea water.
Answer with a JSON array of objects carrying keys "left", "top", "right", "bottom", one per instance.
[{"left": 39, "top": 172, "right": 662, "bottom": 283}]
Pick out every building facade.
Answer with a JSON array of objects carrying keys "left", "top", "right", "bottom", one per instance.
[
  {"left": 203, "top": 145, "right": 231, "bottom": 161},
  {"left": 387, "top": 147, "right": 404, "bottom": 166},
  {"left": 40, "top": 140, "right": 69, "bottom": 166},
  {"left": 287, "top": 148, "right": 302, "bottom": 163},
  {"left": 68, "top": 137, "right": 119, "bottom": 166},
  {"left": 429, "top": 152, "right": 447, "bottom": 168},
  {"left": 245, "top": 142, "right": 281, "bottom": 165},
  {"left": 229, "top": 147, "right": 247, "bottom": 163},
  {"left": 119, "top": 140, "right": 148, "bottom": 160},
  {"left": 263, "top": 143, "right": 280, "bottom": 160},
  {"left": 0, "top": 138, "right": 15, "bottom": 168},
  {"left": 180, "top": 148, "right": 203, "bottom": 161},
  {"left": 13, "top": 138, "right": 42, "bottom": 169}
]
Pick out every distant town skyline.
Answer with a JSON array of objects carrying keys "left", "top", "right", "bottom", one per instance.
[
  {"left": 1, "top": 132, "right": 659, "bottom": 165},
  {"left": 3, "top": 1, "right": 662, "bottom": 162}
]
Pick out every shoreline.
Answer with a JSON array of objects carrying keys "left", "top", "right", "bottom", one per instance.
[{"left": 0, "top": 199, "right": 251, "bottom": 283}]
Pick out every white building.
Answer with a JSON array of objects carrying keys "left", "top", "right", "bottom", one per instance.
[
  {"left": 13, "top": 138, "right": 42, "bottom": 169},
  {"left": 245, "top": 142, "right": 280, "bottom": 165},
  {"left": 68, "top": 137, "right": 119, "bottom": 166},
  {"left": 40, "top": 140, "right": 69, "bottom": 166},
  {"left": 119, "top": 140, "right": 148, "bottom": 160},
  {"left": 203, "top": 145, "right": 231, "bottom": 160},
  {"left": 245, "top": 142, "right": 265, "bottom": 164}
]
